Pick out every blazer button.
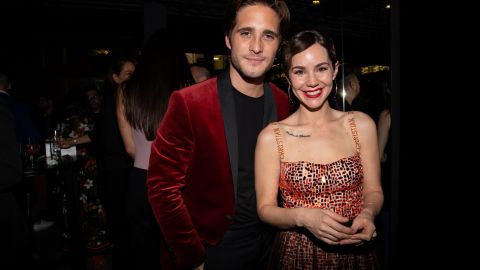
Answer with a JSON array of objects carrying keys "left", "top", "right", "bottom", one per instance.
[{"left": 224, "top": 215, "right": 233, "bottom": 221}]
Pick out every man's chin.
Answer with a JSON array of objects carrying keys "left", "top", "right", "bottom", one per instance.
[{"left": 242, "top": 66, "right": 269, "bottom": 79}]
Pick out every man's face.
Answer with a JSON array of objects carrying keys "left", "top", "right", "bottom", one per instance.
[
  {"left": 225, "top": 4, "right": 281, "bottom": 83},
  {"left": 86, "top": 90, "right": 101, "bottom": 111}
]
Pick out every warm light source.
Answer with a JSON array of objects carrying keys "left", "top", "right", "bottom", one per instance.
[
  {"left": 360, "top": 65, "right": 390, "bottom": 75},
  {"left": 312, "top": 0, "right": 320, "bottom": 6},
  {"left": 213, "top": 55, "right": 228, "bottom": 70},
  {"left": 90, "top": 49, "right": 110, "bottom": 56}
]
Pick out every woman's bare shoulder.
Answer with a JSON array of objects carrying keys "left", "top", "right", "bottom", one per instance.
[
  {"left": 346, "top": 111, "right": 376, "bottom": 138},
  {"left": 258, "top": 122, "right": 281, "bottom": 142}
]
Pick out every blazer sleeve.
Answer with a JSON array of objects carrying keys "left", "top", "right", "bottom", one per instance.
[
  {"left": 0, "top": 104, "right": 22, "bottom": 192},
  {"left": 147, "top": 91, "right": 205, "bottom": 268}
]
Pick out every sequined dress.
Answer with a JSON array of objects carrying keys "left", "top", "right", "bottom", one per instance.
[{"left": 269, "top": 114, "right": 378, "bottom": 270}]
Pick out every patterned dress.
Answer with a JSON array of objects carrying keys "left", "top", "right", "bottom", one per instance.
[
  {"left": 60, "top": 113, "right": 111, "bottom": 254},
  {"left": 269, "top": 113, "right": 378, "bottom": 270}
]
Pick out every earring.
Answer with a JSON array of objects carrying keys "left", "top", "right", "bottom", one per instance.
[
  {"left": 282, "top": 74, "right": 294, "bottom": 105},
  {"left": 332, "top": 80, "right": 338, "bottom": 102},
  {"left": 335, "top": 80, "right": 338, "bottom": 96},
  {"left": 287, "top": 83, "right": 294, "bottom": 105}
]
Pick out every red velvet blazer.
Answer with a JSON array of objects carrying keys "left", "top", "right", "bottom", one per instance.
[{"left": 147, "top": 70, "right": 290, "bottom": 269}]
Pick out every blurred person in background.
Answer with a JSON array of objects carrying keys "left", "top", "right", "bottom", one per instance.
[
  {"left": 190, "top": 63, "right": 212, "bottom": 83},
  {"left": 117, "top": 28, "right": 195, "bottom": 269},
  {"left": 97, "top": 53, "right": 137, "bottom": 269},
  {"left": 0, "top": 71, "right": 29, "bottom": 268}
]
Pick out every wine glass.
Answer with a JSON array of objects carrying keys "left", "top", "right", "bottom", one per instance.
[{"left": 24, "top": 138, "right": 41, "bottom": 170}]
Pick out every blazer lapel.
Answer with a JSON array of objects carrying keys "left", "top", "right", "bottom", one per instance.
[
  {"left": 217, "top": 73, "right": 279, "bottom": 202},
  {"left": 262, "top": 82, "right": 278, "bottom": 126},
  {"left": 217, "top": 70, "right": 239, "bottom": 200}
]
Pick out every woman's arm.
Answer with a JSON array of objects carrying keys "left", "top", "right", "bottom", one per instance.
[
  {"left": 60, "top": 134, "right": 91, "bottom": 148},
  {"left": 377, "top": 109, "right": 391, "bottom": 162},
  {"left": 348, "top": 112, "right": 384, "bottom": 242},
  {"left": 255, "top": 124, "right": 295, "bottom": 228},
  {"left": 116, "top": 89, "right": 135, "bottom": 159}
]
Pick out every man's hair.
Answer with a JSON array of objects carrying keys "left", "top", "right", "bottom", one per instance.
[
  {"left": 342, "top": 73, "right": 360, "bottom": 93},
  {"left": 224, "top": 0, "right": 290, "bottom": 40}
]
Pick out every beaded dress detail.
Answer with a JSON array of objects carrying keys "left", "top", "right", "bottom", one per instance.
[{"left": 269, "top": 112, "right": 377, "bottom": 269}]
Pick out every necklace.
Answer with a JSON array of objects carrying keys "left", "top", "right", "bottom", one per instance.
[{"left": 286, "top": 130, "right": 311, "bottom": 138}]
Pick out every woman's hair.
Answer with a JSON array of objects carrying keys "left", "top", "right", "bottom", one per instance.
[
  {"left": 282, "top": 29, "right": 337, "bottom": 74},
  {"left": 121, "top": 28, "right": 195, "bottom": 141},
  {"left": 224, "top": 0, "right": 291, "bottom": 40}
]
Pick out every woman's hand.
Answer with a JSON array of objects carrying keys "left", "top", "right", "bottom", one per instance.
[
  {"left": 340, "top": 210, "right": 377, "bottom": 245},
  {"left": 300, "top": 208, "right": 359, "bottom": 245}
]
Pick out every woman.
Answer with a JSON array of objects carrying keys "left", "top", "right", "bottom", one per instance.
[
  {"left": 116, "top": 28, "right": 195, "bottom": 269},
  {"left": 255, "top": 29, "right": 383, "bottom": 269},
  {"left": 59, "top": 93, "right": 111, "bottom": 257},
  {"left": 98, "top": 53, "right": 137, "bottom": 268}
]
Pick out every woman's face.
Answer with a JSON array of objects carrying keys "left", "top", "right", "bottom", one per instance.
[
  {"left": 289, "top": 43, "right": 338, "bottom": 110},
  {"left": 113, "top": 61, "right": 136, "bottom": 85}
]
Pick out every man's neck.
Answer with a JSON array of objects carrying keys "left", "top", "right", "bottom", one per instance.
[{"left": 229, "top": 66, "right": 265, "bottom": 98}]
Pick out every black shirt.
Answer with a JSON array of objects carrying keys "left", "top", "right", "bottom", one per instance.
[{"left": 230, "top": 89, "right": 264, "bottom": 230}]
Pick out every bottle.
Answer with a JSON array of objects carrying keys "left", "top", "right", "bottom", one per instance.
[{"left": 51, "top": 129, "right": 61, "bottom": 160}]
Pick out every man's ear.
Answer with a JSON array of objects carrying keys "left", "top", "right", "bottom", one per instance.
[{"left": 225, "top": 34, "right": 232, "bottom": 50}]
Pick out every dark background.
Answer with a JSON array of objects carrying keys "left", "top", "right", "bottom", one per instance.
[
  {"left": 1, "top": 0, "right": 391, "bottom": 100},
  {"left": 2, "top": 0, "right": 390, "bottom": 59},
  {"left": 1, "top": 0, "right": 403, "bottom": 268}
]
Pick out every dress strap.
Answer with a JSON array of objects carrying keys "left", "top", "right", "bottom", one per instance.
[
  {"left": 272, "top": 122, "right": 285, "bottom": 161},
  {"left": 347, "top": 111, "right": 361, "bottom": 153}
]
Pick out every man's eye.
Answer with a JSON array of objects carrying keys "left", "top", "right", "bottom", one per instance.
[
  {"left": 264, "top": 34, "right": 275, "bottom": 40},
  {"left": 293, "top": 70, "right": 304, "bottom": 75}
]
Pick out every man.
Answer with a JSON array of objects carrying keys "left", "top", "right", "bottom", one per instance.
[
  {"left": 147, "top": 1, "right": 291, "bottom": 269},
  {"left": 190, "top": 63, "right": 212, "bottom": 83},
  {"left": 85, "top": 86, "right": 102, "bottom": 114},
  {"left": 0, "top": 72, "right": 29, "bottom": 268}
]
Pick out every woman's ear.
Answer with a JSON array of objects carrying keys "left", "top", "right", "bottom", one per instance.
[
  {"left": 333, "top": 61, "right": 340, "bottom": 80},
  {"left": 112, "top": 74, "right": 120, "bottom": 84}
]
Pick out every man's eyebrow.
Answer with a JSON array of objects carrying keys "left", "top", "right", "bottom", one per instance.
[{"left": 236, "top": 26, "right": 254, "bottom": 32}]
